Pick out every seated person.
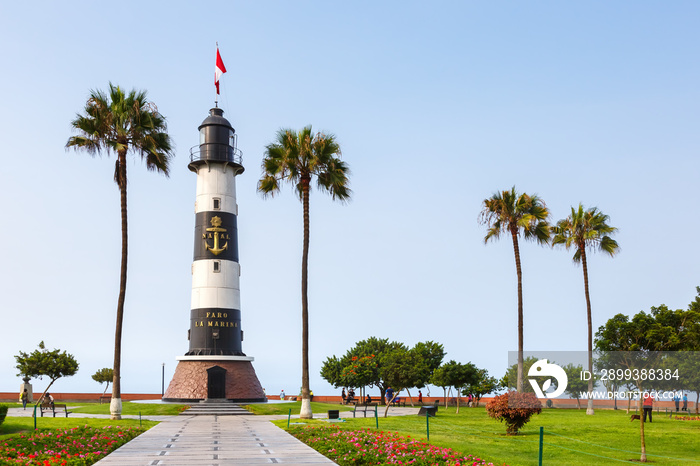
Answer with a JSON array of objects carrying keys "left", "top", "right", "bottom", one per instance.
[
  {"left": 365, "top": 394, "right": 372, "bottom": 404},
  {"left": 46, "top": 393, "right": 55, "bottom": 408}
]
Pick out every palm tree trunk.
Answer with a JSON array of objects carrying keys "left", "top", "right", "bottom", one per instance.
[
  {"left": 510, "top": 226, "right": 524, "bottom": 393},
  {"left": 299, "top": 177, "right": 312, "bottom": 419},
  {"left": 581, "top": 247, "right": 595, "bottom": 415},
  {"left": 111, "top": 153, "right": 127, "bottom": 420}
]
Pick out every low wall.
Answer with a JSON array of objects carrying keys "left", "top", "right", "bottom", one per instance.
[
  {"left": 270, "top": 394, "right": 696, "bottom": 411},
  {"left": 2, "top": 392, "right": 694, "bottom": 411},
  {"left": 0, "top": 392, "right": 162, "bottom": 403}
]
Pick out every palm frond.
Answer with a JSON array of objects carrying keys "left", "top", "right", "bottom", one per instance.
[
  {"left": 480, "top": 187, "right": 551, "bottom": 245},
  {"left": 552, "top": 203, "right": 619, "bottom": 262},
  {"left": 258, "top": 126, "right": 350, "bottom": 204},
  {"left": 67, "top": 83, "right": 174, "bottom": 183}
]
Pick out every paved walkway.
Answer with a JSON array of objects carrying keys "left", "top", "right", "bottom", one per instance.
[{"left": 95, "top": 414, "right": 337, "bottom": 466}]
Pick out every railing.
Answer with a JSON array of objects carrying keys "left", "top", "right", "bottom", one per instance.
[{"left": 189, "top": 143, "right": 243, "bottom": 165}]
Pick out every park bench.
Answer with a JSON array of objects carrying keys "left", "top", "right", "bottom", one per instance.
[
  {"left": 353, "top": 403, "right": 378, "bottom": 418},
  {"left": 99, "top": 395, "right": 111, "bottom": 404},
  {"left": 40, "top": 401, "right": 72, "bottom": 418}
]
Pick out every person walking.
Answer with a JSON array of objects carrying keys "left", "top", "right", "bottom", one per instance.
[
  {"left": 642, "top": 392, "right": 654, "bottom": 423},
  {"left": 674, "top": 394, "right": 680, "bottom": 412},
  {"left": 341, "top": 388, "right": 346, "bottom": 404},
  {"left": 682, "top": 394, "right": 688, "bottom": 412},
  {"left": 20, "top": 389, "right": 28, "bottom": 410},
  {"left": 385, "top": 386, "right": 394, "bottom": 405},
  {"left": 280, "top": 389, "right": 285, "bottom": 401},
  {"left": 418, "top": 390, "right": 423, "bottom": 404}
]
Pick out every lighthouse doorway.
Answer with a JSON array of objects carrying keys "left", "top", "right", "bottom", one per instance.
[{"left": 207, "top": 366, "right": 227, "bottom": 399}]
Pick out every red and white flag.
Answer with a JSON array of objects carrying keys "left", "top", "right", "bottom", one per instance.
[{"left": 215, "top": 47, "right": 227, "bottom": 95}]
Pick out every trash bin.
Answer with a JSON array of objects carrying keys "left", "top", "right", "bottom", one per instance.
[{"left": 328, "top": 409, "right": 340, "bottom": 419}]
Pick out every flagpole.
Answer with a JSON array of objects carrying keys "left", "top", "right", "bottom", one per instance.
[{"left": 215, "top": 42, "right": 219, "bottom": 108}]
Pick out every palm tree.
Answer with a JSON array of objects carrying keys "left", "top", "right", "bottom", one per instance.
[
  {"left": 258, "top": 126, "right": 350, "bottom": 419},
  {"left": 479, "top": 187, "right": 551, "bottom": 392},
  {"left": 553, "top": 204, "right": 619, "bottom": 415},
  {"left": 66, "top": 83, "right": 173, "bottom": 420}
]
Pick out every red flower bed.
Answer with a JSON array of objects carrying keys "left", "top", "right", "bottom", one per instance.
[
  {"left": 0, "top": 425, "right": 144, "bottom": 465},
  {"left": 289, "top": 424, "right": 504, "bottom": 465}
]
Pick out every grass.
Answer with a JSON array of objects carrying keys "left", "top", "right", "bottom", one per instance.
[
  {"left": 67, "top": 401, "right": 187, "bottom": 416},
  {"left": 273, "top": 406, "right": 700, "bottom": 466},
  {"left": 0, "top": 416, "right": 157, "bottom": 442},
  {"left": 243, "top": 400, "right": 355, "bottom": 415}
]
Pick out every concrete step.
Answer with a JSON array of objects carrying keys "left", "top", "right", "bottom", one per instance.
[{"left": 181, "top": 402, "right": 252, "bottom": 416}]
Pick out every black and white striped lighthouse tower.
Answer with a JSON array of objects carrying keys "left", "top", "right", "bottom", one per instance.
[{"left": 164, "top": 107, "right": 265, "bottom": 402}]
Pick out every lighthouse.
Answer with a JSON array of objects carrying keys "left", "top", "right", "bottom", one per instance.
[{"left": 164, "top": 108, "right": 265, "bottom": 402}]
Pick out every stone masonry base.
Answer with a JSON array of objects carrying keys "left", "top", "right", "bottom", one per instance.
[{"left": 163, "top": 359, "right": 266, "bottom": 402}]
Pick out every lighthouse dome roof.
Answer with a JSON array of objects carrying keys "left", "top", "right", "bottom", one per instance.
[{"left": 199, "top": 107, "right": 234, "bottom": 132}]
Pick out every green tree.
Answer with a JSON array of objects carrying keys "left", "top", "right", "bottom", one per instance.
[
  {"left": 406, "top": 341, "right": 445, "bottom": 403},
  {"left": 480, "top": 187, "right": 551, "bottom": 392},
  {"left": 553, "top": 204, "right": 619, "bottom": 415},
  {"left": 431, "top": 360, "right": 478, "bottom": 413},
  {"left": 430, "top": 364, "right": 451, "bottom": 407},
  {"left": 319, "top": 356, "right": 344, "bottom": 389},
  {"left": 15, "top": 342, "right": 79, "bottom": 408},
  {"left": 561, "top": 363, "right": 590, "bottom": 409},
  {"left": 464, "top": 368, "right": 501, "bottom": 407},
  {"left": 92, "top": 368, "right": 114, "bottom": 396},
  {"left": 502, "top": 356, "right": 542, "bottom": 394},
  {"left": 66, "top": 84, "right": 173, "bottom": 420},
  {"left": 320, "top": 337, "right": 441, "bottom": 404},
  {"left": 595, "top": 304, "right": 700, "bottom": 462},
  {"left": 379, "top": 346, "right": 420, "bottom": 417},
  {"left": 259, "top": 126, "right": 350, "bottom": 419}
]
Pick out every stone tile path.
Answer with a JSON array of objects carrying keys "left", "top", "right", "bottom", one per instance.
[{"left": 95, "top": 414, "right": 337, "bottom": 465}]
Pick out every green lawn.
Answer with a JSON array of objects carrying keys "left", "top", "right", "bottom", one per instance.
[
  {"left": 67, "top": 401, "right": 187, "bottom": 416},
  {"left": 273, "top": 406, "right": 700, "bottom": 466},
  {"left": 243, "top": 400, "right": 355, "bottom": 415},
  {"left": 0, "top": 416, "right": 157, "bottom": 441}
]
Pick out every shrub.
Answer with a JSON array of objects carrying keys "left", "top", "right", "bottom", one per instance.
[
  {"left": 485, "top": 391, "right": 542, "bottom": 435},
  {"left": 0, "top": 404, "right": 7, "bottom": 426}
]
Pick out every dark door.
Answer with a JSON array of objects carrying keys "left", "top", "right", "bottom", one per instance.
[{"left": 207, "top": 366, "right": 227, "bottom": 399}]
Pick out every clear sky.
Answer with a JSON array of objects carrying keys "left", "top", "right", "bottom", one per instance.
[{"left": 1, "top": 1, "right": 699, "bottom": 397}]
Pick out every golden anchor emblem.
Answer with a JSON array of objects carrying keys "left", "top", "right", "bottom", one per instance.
[{"left": 203, "top": 216, "right": 229, "bottom": 256}]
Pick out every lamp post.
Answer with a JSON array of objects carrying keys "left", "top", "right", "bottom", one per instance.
[{"left": 161, "top": 363, "right": 165, "bottom": 397}]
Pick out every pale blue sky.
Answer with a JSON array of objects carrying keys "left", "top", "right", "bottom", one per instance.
[{"left": 1, "top": 1, "right": 699, "bottom": 397}]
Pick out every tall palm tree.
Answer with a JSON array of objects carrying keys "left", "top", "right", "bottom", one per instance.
[
  {"left": 479, "top": 187, "right": 551, "bottom": 392},
  {"left": 66, "top": 83, "right": 173, "bottom": 420},
  {"left": 258, "top": 126, "right": 350, "bottom": 419},
  {"left": 553, "top": 204, "right": 619, "bottom": 415}
]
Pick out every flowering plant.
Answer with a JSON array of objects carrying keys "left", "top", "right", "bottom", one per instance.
[
  {"left": 485, "top": 391, "right": 541, "bottom": 435},
  {"left": 0, "top": 425, "right": 144, "bottom": 465},
  {"left": 289, "top": 424, "right": 502, "bottom": 465}
]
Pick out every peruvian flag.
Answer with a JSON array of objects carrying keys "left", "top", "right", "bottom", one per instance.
[{"left": 215, "top": 47, "right": 227, "bottom": 94}]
